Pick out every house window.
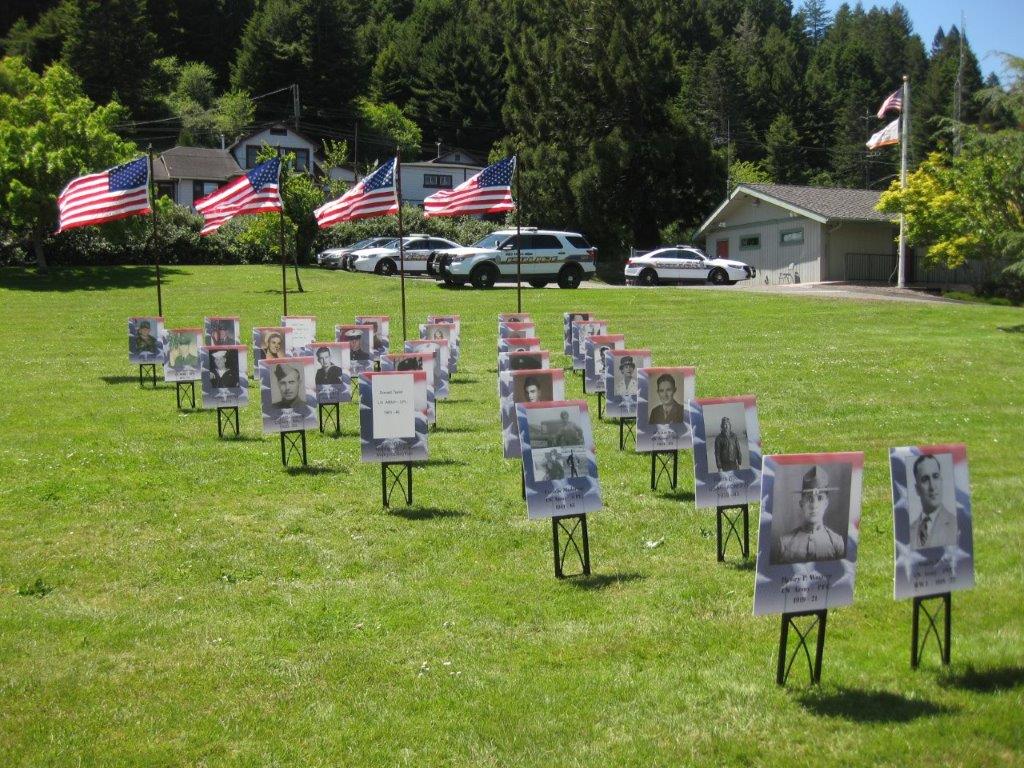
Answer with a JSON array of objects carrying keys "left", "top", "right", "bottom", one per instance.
[
  {"left": 424, "top": 174, "right": 453, "bottom": 188},
  {"left": 192, "top": 180, "right": 205, "bottom": 202},
  {"left": 155, "top": 181, "right": 175, "bottom": 200},
  {"left": 740, "top": 235, "right": 760, "bottom": 250},
  {"left": 245, "top": 145, "right": 260, "bottom": 169},
  {"left": 780, "top": 228, "right": 804, "bottom": 246}
]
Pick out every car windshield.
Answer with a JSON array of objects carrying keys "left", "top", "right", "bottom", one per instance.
[
  {"left": 348, "top": 238, "right": 375, "bottom": 250},
  {"left": 373, "top": 239, "right": 398, "bottom": 249},
  {"left": 472, "top": 233, "right": 511, "bottom": 249}
]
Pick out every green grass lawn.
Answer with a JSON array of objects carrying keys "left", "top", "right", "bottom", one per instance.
[{"left": 1, "top": 265, "right": 1022, "bottom": 767}]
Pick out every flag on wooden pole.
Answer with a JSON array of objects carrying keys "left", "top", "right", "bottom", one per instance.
[
  {"left": 423, "top": 156, "right": 516, "bottom": 218},
  {"left": 314, "top": 158, "right": 398, "bottom": 227},
  {"left": 57, "top": 157, "right": 151, "bottom": 232},
  {"left": 195, "top": 157, "right": 282, "bottom": 236}
]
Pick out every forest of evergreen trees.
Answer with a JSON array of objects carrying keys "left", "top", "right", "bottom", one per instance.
[{"left": 1, "top": 0, "right": 1006, "bottom": 256}]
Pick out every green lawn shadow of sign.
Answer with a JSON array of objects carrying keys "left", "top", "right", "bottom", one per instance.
[
  {"left": 796, "top": 687, "right": 956, "bottom": 723},
  {"left": 568, "top": 572, "right": 646, "bottom": 590},
  {"left": 938, "top": 665, "right": 1024, "bottom": 693},
  {"left": 0, "top": 266, "right": 185, "bottom": 293}
]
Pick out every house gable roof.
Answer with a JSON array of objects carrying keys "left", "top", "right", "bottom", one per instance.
[{"left": 154, "top": 146, "right": 242, "bottom": 182}]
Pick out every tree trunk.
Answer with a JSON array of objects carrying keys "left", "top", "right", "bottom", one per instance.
[
  {"left": 292, "top": 248, "right": 304, "bottom": 292},
  {"left": 32, "top": 229, "right": 48, "bottom": 272}
]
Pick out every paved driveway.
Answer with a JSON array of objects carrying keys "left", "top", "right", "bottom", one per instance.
[{"left": 583, "top": 280, "right": 958, "bottom": 304}]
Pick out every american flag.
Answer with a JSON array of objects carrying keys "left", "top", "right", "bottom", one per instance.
[
  {"left": 877, "top": 88, "right": 903, "bottom": 118},
  {"left": 423, "top": 156, "right": 516, "bottom": 218},
  {"left": 195, "top": 157, "right": 282, "bottom": 236},
  {"left": 57, "top": 157, "right": 151, "bottom": 233},
  {"left": 314, "top": 158, "right": 398, "bottom": 227}
]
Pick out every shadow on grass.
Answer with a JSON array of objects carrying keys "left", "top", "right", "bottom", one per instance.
[
  {"left": 453, "top": 377, "right": 479, "bottom": 384},
  {"left": 285, "top": 465, "right": 343, "bottom": 476},
  {"left": 939, "top": 665, "right": 1024, "bottom": 693},
  {"left": 725, "top": 559, "right": 756, "bottom": 571},
  {"left": 426, "top": 458, "right": 468, "bottom": 467},
  {"left": 430, "top": 426, "right": 479, "bottom": 434},
  {"left": 659, "top": 489, "right": 696, "bottom": 502},
  {"left": 998, "top": 324, "right": 1024, "bottom": 333},
  {"left": 796, "top": 687, "right": 955, "bottom": 722},
  {"left": 217, "top": 434, "right": 262, "bottom": 442},
  {"left": 387, "top": 506, "right": 466, "bottom": 521},
  {"left": 0, "top": 266, "right": 186, "bottom": 292},
  {"left": 100, "top": 375, "right": 168, "bottom": 387},
  {"left": 568, "top": 571, "right": 646, "bottom": 590}
]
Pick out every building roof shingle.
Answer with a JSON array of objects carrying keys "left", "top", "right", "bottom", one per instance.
[
  {"left": 742, "top": 183, "right": 892, "bottom": 222},
  {"left": 154, "top": 146, "right": 242, "bottom": 182}
]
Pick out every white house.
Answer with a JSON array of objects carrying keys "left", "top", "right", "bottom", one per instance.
[
  {"left": 153, "top": 146, "right": 243, "bottom": 209},
  {"left": 399, "top": 149, "right": 484, "bottom": 206}
]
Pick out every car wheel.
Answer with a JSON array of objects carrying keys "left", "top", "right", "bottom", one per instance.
[
  {"left": 528, "top": 279, "right": 549, "bottom": 288},
  {"left": 376, "top": 259, "right": 397, "bottom": 276},
  {"left": 639, "top": 268, "right": 659, "bottom": 287},
  {"left": 557, "top": 265, "right": 583, "bottom": 289},
  {"left": 470, "top": 263, "right": 499, "bottom": 290},
  {"left": 709, "top": 268, "right": 728, "bottom": 285}
]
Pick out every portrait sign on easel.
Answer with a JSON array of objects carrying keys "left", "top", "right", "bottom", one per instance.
[
  {"left": 517, "top": 400, "right": 601, "bottom": 518},
  {"left": 604, "top": 348, "right": 649, "bottom": 418},
  {"left": 382, "top": 352, "right": 436, "bottom": 424},
  {"left": 128, "top": 316, "right": 165, "bottom": 364},
  {"left": 335, "top": 324, "right": 375, "bottom": 373},
  {"left": 754, "top": 452, "right": 865, "bottom": 615},
  {"left": 258, "top": 356, "right": 318, "bottom": 433},
  {"left": 421, "top": 322, "right": 460, "bottom": 372},
  {"left": 200, "top": 345, "right": 248, "bottom": 408},
  {"left": 500, "top": 349, "right": 551, "bottom": 374},
  {"left": 690, "top": 395, "right": 763, "bottom": 507},
  {"left": 889, "top": 444, "right": 974, "bottom": 599},
  {"left": 563, "top": 312, "right": 593, "bottom": 355},
  {"left": 358, "top": 371, "right": 429, "bottom": 462},
  {"left": 501, "top": 368, "right": 566, "bottom": 458},
  {"left": 636, "top": 367, "right": 697, "bottom": 452},
  {"left": 163, "top": 327, "right": 201, "bottom": 382},
  {"left": 253, "top": 326, "right": 292, "bottom": 367},
  {"left": 571, "top": 319, "right": 607, "bottom": 370},
  {"left": 204, "top": 316, "right": 240, "bottom": 346},
  {"left": 499, "top": 313, "right": 532, "bottom": 324},
  {"left": 311, "top": 342, "right": 352, "bottom": 403},
  {"left": 282, "top": 315, "right": 316, "bottom": 355},
  {"left": 405, "top": 338, "right": 450, "bottom": 399},
  {"left": 498, "top": 335, "right": 541, "bottom": 355},
  {"left": 355, "top": 315, "right": 390, "bottom": 360},
  {"left": 498, "top": 321, "right": 536, "bottom": 348},
  {"left": 585, "top": 334, "right": 625, "bottom": 393}
]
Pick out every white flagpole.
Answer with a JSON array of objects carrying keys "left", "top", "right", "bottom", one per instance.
[{"left": 897, "top": 74, "right": 909, "bottom": 288}]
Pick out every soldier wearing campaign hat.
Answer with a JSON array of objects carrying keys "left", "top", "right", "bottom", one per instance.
[{"left": 773, "top": 466, "right": 846, "bottom": 564}]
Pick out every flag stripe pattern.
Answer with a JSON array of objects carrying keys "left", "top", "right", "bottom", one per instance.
[
  {"left": 195, "top": 157, "right": 282, "bottom": 236},
  {"left": 57, "top": 157, "right": 151, "bottom": 233},
  {"left": 314, "top": 158, "right": 398, "bottom": 227},
  {"left": 866, "top": 117, "right": 901, "bottom": 150},
  {"left": 423, "top": 156, "right": 516, "bottom": 218},
  {"left": 877, "top": 88, "right": 903, "bottom": 118}
]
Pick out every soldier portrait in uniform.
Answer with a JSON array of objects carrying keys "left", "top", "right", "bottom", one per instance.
[
  {"left": 703, "top": 402, "right": 749, "bottom": 473},
  {"left": 130, "top": 319, "right": 159, "bottom": 357},
  {"left": 770, "top": 464, "right": 851, "bottom": 565},
  {"left": 648, "top": 373, "right": 685, "bottom": 424},
  {"left": 314, "top": 346, "right": 343, "bottom": 386},
  {"left": 209, "top": 349, "right": 240, "bottom": 389}
]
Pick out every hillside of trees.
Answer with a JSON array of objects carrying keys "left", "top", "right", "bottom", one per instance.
[{"left": 1, "top": 0, "right": 1008, "bottom": 266}]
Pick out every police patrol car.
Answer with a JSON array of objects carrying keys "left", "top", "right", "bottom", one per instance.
[
  {"left": 624, "top": 246, "right": 755, "bottom": 286},
  {"left": 351, "top": 235, "right": 463, "bottom": 276}
]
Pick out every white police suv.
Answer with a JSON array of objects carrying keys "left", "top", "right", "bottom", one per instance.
[
  {"left": 351, "top": 235, "right": 463, "bottom": 276},
  {"left": 624, "top": 245, "right": 755, "bottom": 286}
]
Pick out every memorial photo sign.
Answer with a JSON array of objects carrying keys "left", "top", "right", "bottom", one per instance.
[
  {"left": 128, "top": 316, "right": 164, "bottom": 364},
  {"left": 359, "top": 371, "right": 428, "bottom": 463},
  {"left": 563, "top": 312, "right": 593, "bottom": 355},
  {"left": 501, "top": 368, "right": 566, "bottom": 459},
  {"left": 498, "top": 336, "right": 541, "bottom": 355},
  {"left": 204, "top": 316, "right": 240, "bottom": 346},
  {"left": 498, "top": 322, "right": 536, "bottom": 351},
  {"left": 382, "top": 352, "right": 436, "bottom": 424},
  {"left": 200, "top": 345, "right": 248, "bottom": 408},
  {"left": 355, "top": 315, "right": 390, "bottom": 360},
  {"left": 163, "top": 327, "right": 202, "bottom": 382},
  {"left": 498, "top": 350, "right": 550, "bottom": 397},
  {"left": 754, "top": 452, "right": 864, "bottom": 616},
  {"left": 282, "top": 315, "right": 316, "bottom": 354},
  {"left": 572, "top": 320, "right": 607, "bottom": 370},
  {"left": 636, "top": 367, "right": 696, "bottom": 452},
  {"left": 311, "top": 342, "right": 352, "bottom": 404},
  {"left": 335, "top": 324, "right": 375, "bottom": 373},
  {"left": 690, "top": 395, "right": 763, "bottom": 507},
  {"left": 258, "top": 356, "right": 318, "bottom": 433},
  {"left": 889, "top": 444, "right": 974, "bottom": 599},
  {"left": 499, "top": 313, "right": 532, "bottom": 324},
  {"left": 605, "top": 349, "right": 649, "bottom": 418},
  {"left": 585, "top": 334, "right": 625, "bottom": 393},
  {"left": 517, "top": 400, "right": 602, "bottom": 519},
  {"left": 421, "top": 322, "right": 460, "bottom": 373},
  {"left": 253, "top": 326, "right": 292, "bottom": 367},
  {"left": 405, "top": 339, "right": 450, "bottom": 399}
]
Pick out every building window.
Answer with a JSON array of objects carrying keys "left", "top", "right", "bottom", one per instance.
[
  {"left": 155, "top": 181, "right": 175, "bottom": 200},
  {"left": 740, "top": 235, "right": 760, "bottom": 250},
  {"left": 780, "top": 228, "right": 804, "bottom": 246},
  {"left": 424, "top": 174, "right": 453, "bottom": 188},
  {"left": 245, "top": 145, "right": 259, "bottom": 169},
  {"left": 192, "top": 180, "right": 205, "bottom": 202}
]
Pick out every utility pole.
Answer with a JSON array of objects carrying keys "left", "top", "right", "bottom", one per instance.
[
  {"left": 292, "top": 84, "right": 300, "bottom": 131},
  {"left": 354, "top": 121, "right": 359, "bottom": 180}
]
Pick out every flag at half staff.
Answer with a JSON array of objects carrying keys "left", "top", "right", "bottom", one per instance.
[
  {"left": 315, "top": 157, "right": 399, "bottom": 227},
  {"left": 866, "top": 118, "right": 900, "bottom": 150},
  {"left": 877, "top": 88, "right": 903, "bottom": 118},
  {"left": 57, "top": 157, "right": 150, "bottom": 233},
  {"left": 195, "top": 157, "right": 282, "bottom": 236},
  {"left": 423, "top": 156, "right": 516, "bottom": 218}
]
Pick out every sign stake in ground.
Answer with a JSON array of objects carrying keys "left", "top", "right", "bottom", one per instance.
[
  {"left": 912, "top": 592, "right": 952, "bottom": 668},
  {"left": 217, "top": 406, "right": 240, "bottom": 438},
  {"left": 617, "top": 417, "right": 636, "bottom": 450},
  {"left": 777, "top": 609, "right": 828, "bottom": 686},
  {"left": 552, "top": 514, "right": 591, "bottom": 578},
  {"left": 382, "top": 461, "right": 414, "bottom": 507},
  {"left": 716, "top": 503, "right": 750, "bottom": 561},
  {"left": 318, "top": 402, "right": 341, "bottom": 436},
  {"left": 280, "top": 429, "right": 307, "bottom": 467},
  {"left": 138, "top": 363, "right": 158, "bottom": 388},
  {"left": 175, "top": 381, "right": 196, "bottom": 410},
  {"left": 650, "top": 450, "right": 678, "bottom": 491}
]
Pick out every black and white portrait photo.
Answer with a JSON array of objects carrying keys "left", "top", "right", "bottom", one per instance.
[
  {"left": 515, "top": 373, "right": 554, "bottom": 404},
  {"left": 205, "top": 317, "right": 238, "bottom": 346},
  {"left": 510, "top": 353, "right": 543, "bottom": 371},
  {"left": 703, "top": 402, "right": 750, "bottom": 473},
  {"left": 209, "top": 348, "right": 240, "bottom": 389},
  {"left": 769, "top": 463, "right": 852, "bottom": 565},
  {"left": 906, "top": 452, "right": 958, "bottom": 550},
  {"left": 613, "top": 355, "right": 639, "bottom": 397},
  {"left": 261, "top": 359, "right": 317, "bottom": 432},
  {"left": 648, "top": 372, "right": 685, "bottom": 425},
  {"left": 314, "top": 346, "right": 344, "bottom": 387}
]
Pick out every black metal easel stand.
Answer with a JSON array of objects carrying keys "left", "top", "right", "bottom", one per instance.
[
  {"left": 551, "top": 513, "right": 591, "bottom": 578},
  {"left": 280, "top": 430, "right": 308, "bottom": 467},
  {"left": 216, "top": 406, "right": 239, "bottom": 438},
  {"left": 911, "top": 592, "right": 952, "bottom": 669},
  {"left": 716, "top": 504, "right": 750, "bottom": 561},
  {"left": 650, "top": 450, "right": 679, "bottom": 490},
  {"left": 777, "top": 609, "right": 828, "bottom": 686},
  {"left": 596, "top": 392, "right": 604, "bottom": 419},
  {"left": 138, "top": 364, "right": 157, "bottom": 388},
  {"left": 175, "top": 381, "right": 195, "bottom": 409},
  {"left": 319, "top": 403, "right": 340, "bottom": 436},
  {"left": 582, "top": 375, "right": 588, "bottom": 394},
  {"left": 382, "top": 461, "right": 413, "bottom": 507},
  {"left": 618, "top": 417, "right": 636, "bottom": 450}
]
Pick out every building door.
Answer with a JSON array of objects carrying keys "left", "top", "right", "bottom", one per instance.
[{"left": 716, "top": 239, "right": 729, "bottom": 259}]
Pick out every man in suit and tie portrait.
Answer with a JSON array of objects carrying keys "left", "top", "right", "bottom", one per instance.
[
  {"left": 649, "top": 374, "right": 684, "bottom": 424},
  {"left": 909, "top": 454, "right": 958, "bottom": 549}
]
